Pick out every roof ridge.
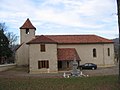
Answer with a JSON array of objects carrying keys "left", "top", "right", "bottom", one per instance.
[
  {"left": 40, "top": 35, "right": 57, "bottom": 42},
  {"left": 28, "top": 34, "right": 113, "bottom": 44},
  {"left": 27, "top": 35, "right": 57, "bottom": 44},
  {"left": 93, "top": 35, "right": 113, "bottom": 42},
  {"left": 20, "top": 18, "right": 36, "bottom": 29},
  {"left": 45, "top": 34, "right": 96, "bottom": 36}
]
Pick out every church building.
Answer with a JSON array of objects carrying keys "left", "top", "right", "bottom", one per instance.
[{"left": 16, "top": 18, "right": 115, "bottom": 74}]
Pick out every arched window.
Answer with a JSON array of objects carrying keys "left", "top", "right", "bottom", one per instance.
[
  {"left": 108, "top": 48, "right": 110, "bottom": 56},
  {"left": 93, "top": 48, "right": 97, "bottom": 57}
]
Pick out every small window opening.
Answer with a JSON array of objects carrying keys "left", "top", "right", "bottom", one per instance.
[{"left": 26, "top": 29, "right": 29, "bottom": 34}]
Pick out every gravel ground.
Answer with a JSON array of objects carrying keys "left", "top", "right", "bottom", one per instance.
[
  {"left": 0, "top": 63, "right": 119, "bottom": 78},
  {"left": 82, "top": 64, "right": 119, "bottom": 76}
]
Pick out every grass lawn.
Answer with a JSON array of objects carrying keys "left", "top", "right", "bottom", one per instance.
[{"left": 0, "top": 75, "right": 120, "bottom": 90}]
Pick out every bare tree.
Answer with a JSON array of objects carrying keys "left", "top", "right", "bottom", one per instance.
[
  {"left": 0, "top": 23, "right": 7, "bottom": 32},
  {"left": 6, "top": 32, "right": 18, "bottom": 46},
  {"left": 0, "top": 22, "right": 18, "bottom": 47}
]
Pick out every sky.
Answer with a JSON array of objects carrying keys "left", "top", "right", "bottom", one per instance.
[{"left": 0, "top": 0, "right": 118, "bottom": 43}]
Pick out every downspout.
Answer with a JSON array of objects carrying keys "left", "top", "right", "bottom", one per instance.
[
  {"left": 103, "top": 44, "right": 105, "bottom": 66},
  {"left": 28, "top": 44, "right": 30, "bottom": 73}
]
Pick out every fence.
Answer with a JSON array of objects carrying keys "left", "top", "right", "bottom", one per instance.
[{"left": 0, "top": 63, "right": 16, "bottom": 71}]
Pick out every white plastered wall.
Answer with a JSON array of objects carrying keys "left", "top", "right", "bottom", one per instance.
[
  {"left": 58, "top": 43, "right": 115, "bottom": 67},
  {"left": 29, "top": 44, "right": 58, "bottom": 74}
]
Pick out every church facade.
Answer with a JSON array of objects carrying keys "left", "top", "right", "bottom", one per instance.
[{"left": 16, "top": 19, "right": 115, "bottom": 74}]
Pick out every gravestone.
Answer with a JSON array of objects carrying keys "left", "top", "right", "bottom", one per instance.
[{"left": 71, "top": 60, "right": 80, "bottom": 76}]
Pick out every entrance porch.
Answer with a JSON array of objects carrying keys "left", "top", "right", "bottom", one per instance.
[
  {"left": 58, "top": 60, "right": 80, "bottom": 70},
  {"left": 57, "top": 48, "right": 81, "bottom": 71}
]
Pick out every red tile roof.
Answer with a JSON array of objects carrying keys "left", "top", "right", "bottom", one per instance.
[
  {"left": 46, "top": 35, "right": 113, "bottom": 44},
  {"left": 27, "top": 35, "right": 57, "bottom": 44},
  {"left": 57, "top": 48, "right": 80, "bottom": 61},
  {"left": 20, "top": 18, "right": 36, "bottom": 30},
  {"left": 31, "top": 35, "right": 113, "bottom": 44}
]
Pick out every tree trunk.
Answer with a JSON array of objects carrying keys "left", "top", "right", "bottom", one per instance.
[{"left": 116, "top": 0, "right": 120, "bottom": 82}]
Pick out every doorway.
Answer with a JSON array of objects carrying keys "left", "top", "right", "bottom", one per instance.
[{"left": 58, "top": 61, "right": 62, "bottom": 69}]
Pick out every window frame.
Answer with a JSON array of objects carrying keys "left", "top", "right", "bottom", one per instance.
[
  {"left": 38, "top": 60, "right": 49, "bottom": 69},
  {"left": 40, "top": 44, "right": 46, "bottom": 52}
]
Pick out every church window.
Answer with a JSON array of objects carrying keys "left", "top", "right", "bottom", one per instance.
[
  {"left": 108, "top": 48, "right": 110, "bottom": 56},
  {"left": 93, "top": 48, "right": 97, "bottom": 57}
]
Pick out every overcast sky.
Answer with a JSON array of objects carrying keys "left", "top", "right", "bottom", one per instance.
[{"left": 0, "top": 0, "right": 118, "bottom": 42}]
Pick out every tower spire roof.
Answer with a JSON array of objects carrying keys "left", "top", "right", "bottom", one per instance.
[{"left": 20, "top": 18, "right": 36, "bottom": 30}]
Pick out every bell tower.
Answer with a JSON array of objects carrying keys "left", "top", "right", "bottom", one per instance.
[
  {"left": 16, "top": 18, "right": 36, "bottom": 66},
  {"left": 20, "top": 18, "right": 36, "bottom": 44}
]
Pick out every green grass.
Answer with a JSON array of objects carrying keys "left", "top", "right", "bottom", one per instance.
[{"left": 0, "top": 75, "right": 120, "bottom": 90}]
